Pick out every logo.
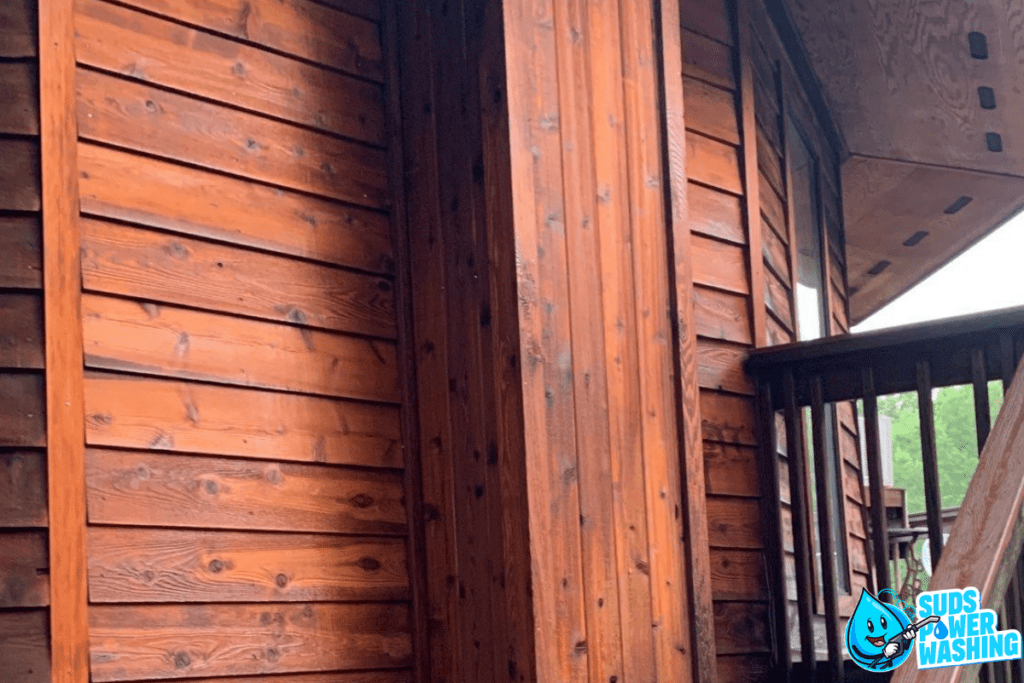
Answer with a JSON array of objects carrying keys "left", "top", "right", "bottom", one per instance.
[{"left": 845, "top": 587, "right": 1023, "bottom": 672}]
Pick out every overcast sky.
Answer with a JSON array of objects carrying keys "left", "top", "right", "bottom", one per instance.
[{"left": 853, "top": 212, "right": 1024, "bottom": 333}]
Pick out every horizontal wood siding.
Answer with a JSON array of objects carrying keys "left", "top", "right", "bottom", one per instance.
[
  {"left": 68, "top": 0, "right": 417, "bottom": 680},
  {"left": 0, "top": 0, "right": 51, "bottom": 678}
]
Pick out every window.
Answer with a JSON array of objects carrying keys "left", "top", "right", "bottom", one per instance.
[{"left": 788, "top": 118, "right": 851, "bottom": 596}]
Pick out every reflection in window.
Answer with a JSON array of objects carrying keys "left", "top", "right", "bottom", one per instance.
[{"left": 789, "top": 118, "right": 851, "bottom": 596}]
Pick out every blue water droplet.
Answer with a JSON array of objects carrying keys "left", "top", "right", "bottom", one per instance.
[{"left": 934, "top": 620, "right": 949, "bottom": 639}]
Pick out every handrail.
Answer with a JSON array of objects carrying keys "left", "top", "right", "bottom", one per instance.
[{"left": 892, "top": 359, "right": 1024, "bottom": 683}]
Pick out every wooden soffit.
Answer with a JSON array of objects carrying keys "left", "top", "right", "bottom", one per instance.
[{"left": 783, "top": 0, "right": 1024, "bottom": 323}]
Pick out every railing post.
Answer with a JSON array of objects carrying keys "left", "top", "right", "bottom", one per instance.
[
  {"left": 972, "top": 347, "right": 992, "bottom": 451},
  {"left": 811, "top": 375, "right": 843, "bottom": 683},
  {"left": 917, "top": 359, "right": 945, "bottom": 567},
  {"left": 783, "top": 369, "right": 817, "bottom": 671},
  {"left": 862, "top": 367, "right": 890, "bottom": 591},
  {"left": 756, "top": 378, "right": 792, "bottom": 679}
]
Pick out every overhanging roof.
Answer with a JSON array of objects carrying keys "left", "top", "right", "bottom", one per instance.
[{"left": 782, "top": 0, "right": 1024, "bottom": 324}]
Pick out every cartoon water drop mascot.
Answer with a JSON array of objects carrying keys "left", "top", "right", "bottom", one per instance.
[{"left": 845, "top": 588, "right": 941, "bottom": 671}]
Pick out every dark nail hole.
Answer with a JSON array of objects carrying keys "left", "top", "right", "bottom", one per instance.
[
  {"left": 969, "top": 31, "right": 988, "bottom": 59},
  {"left": 903, "top": 231, "right": 930, "bottom": 247},
  {"left": 867, "top": 260, "right": 891, "bottom": 276},
  {"left": 986, "top": 132, "right": 1003, "bottom": 152},
  {"left": 944, "top": 196, "right": 973, "bottom": 214},
  {"left": 979, "top": 86, "right": 997, "bottom": 109}
]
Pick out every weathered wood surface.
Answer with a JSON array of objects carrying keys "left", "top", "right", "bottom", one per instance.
[
  {"left": 87, "top": 528, "right": 408, "bottom": 603},
  {"left": 0, "top": 373, "right": 46, "bottom": 447},
  {"left": 0, "top": 62, "right": 39, "bottom": 134},
  {"left": 89, "top": 602, "right": 412, "bottom": 681},
  {"left": 76, "top": 70, "right": 389, "bottom": 209},
  {"left": 0, "top": 293, "right": 45, "bottom": 369},
  {"left": 692, "top": 235, "right": 750, "bottom": 294},
  {"left": 0, "top": 216, "right": 42, "bottom": 289},
  {"left": 0, "top": 610, "right": 51, "bottom": 683},
  {"left": 0, "top": 0, "right": 37, "bottom": 57},
  {"left": 85, "top": 449, "right": 407, "bottom": 534},
  {"left": 157, "top": 674, "right": 412, "bottom": 683},
  {"left": 80, "top": 219, "right": 396, "bottom": 339},
  {"left": 105, "top": 0, "right": 383, "bottom": 81},
  {"left": 0, "top": 531, "right": 49, "bottom": 608},
  {"left": 694, "top": 286, "right": 753, "bottom": 345},
  {"left": 0, "top": 138, "right": 42, "bottom": 210},
  {"left": 82, "top": 295, "right": 399, "bottom": 403},
  {"left": 690, "top": 181, "right": 746, "bottom": 244},
  {"left": 0, "top": 451, "right": 47, "bottom": 527},
  {"left": 78, "top": 144, "right": 395, "bottom": 276},
  {"left": 687, "top": 132, "right": 743, "bottom": 194},
  {"left": 74, "top": 0, "right": 386, "bottom": 145}
]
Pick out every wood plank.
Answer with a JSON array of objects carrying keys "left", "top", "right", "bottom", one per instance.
[
  {"left": 88, "top": 602, "right": 412, "bottom": 681},
  {"left": 310, "top": 0, "right": 380, "bottom": 21},
  {"left": 766, "top": 314, "right": 793, "bottom": 347},
  {"left": 762, "top": 218, "right": 790, "bottom": 282},
  {"left": 682, "top": 0, "right": 731, "bottom": 45},
  {"left": 84, "top": 373, "right": 402, "bottom": 468},
  {"left": 692, "top": 235, "right": 749, "bottom": 294},
  {"left": 0, "top": 216, "right": 42, "bottom": 289},
  {"left": 764, "top": 269, "right": 793, "bottom": 329},
  {"left": 716, "top": 654, "right": 771, "bottom": 683},
  {"left": 82, "top": 295, "right": 399, "bottom": 403},
  {"left": 0, "top": 293, "right": 44, "bottom": 369},
  {"left": 78, "top": 144, "right": 394, "bottom": 276},
  {"left": 842, "top": 461, "right": 865, "bottom": 505},
  {"left": 0, "top": 0, "right": 36, "bottom": 57},
  {"left": 87, "top": 527, "right": 408, "bottom": 603},
  {"left": 704, "top": 442, "right": 760, "bottom": 497},
  {"left": 710, "top": 549, "right": 766, "bottom": 601},
  {"left": 687, "top": 132, "right": 743, "bottom": 194},
  {"left": 759, "top": 172, "right": 786, "bottom": 236},
  {"left": 155, "top": 674, "right": 411, "bottom": 683},
  {"left": 107, "top": 0, "right": 383, "bottom": 81},
  {"left": 0, "top": 451, "right": 47, "bottom": 527},
  {"left": 689, "top": 182, "right": 745, "bottom": 244},
  {"left": 757, "top": 126, "right": 784, "bottom": 198},
  {"left": 80, "top": 219, "right": 396, "bottom": 339},
  {"left": 683, "top": 29, "right": 734, "bottom": 89},
  {"left": 74, "top": 0, "right": 386, "bottom": 145},
  {"left": 701, "top": 390, "right": 757, "bottom": 445},
  {"left": 684, "top": 76, "right": 739, "bottom": 144},
  {"left": 0, "top": 530, "right": 49, "bottom": 608},
  {"left": 85, "top": 449, "right": 406, "bottom": 534},
  {"left": 0, "top": 62, "right": 39, "bottom": 134},
  {"left": 714, "top": 601, "right": 770, "bottom": 654},
  {"left": 707, "top": 497, "right": 764, "bottom": 549},
  {"left": 693, "top": 285, "right": 752, "bottom": 345},
  {"left": 0, "top": 610, "right": 50, "bottom": 683},
  {"left": 696, "top": 338, "right": 755, "bottom": 395},
  {"left": 76, "top": 70, "right": 389, "bottom": 209},
  {"left": 0, "top": 138, "right": 40, "bottom": 211},
  {"left": 0, "top": 373, "right": 45, "bottom": 447}
]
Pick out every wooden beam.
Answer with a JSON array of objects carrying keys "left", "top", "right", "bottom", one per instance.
[
  {"left": 917, "top": 359, "right": 945, "bottom": 567},
  {"left": 657, "top": 0, "right": 716, "bottom": 681},
  {"left": 862, "top": 368, "right": 890, "bottom": 592},
  {"left": 38, "top": 0, "right": 89, "bottom": 680}
]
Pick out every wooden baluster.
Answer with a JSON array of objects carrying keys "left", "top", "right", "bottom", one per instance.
[
  {"left": 811, "top": 375, "right": 843, "bottom": 683},
  {"left": 756, "top": 379, "right": 791, "bottom": 676},
  {"left": 917, "top": 359, "right": 944, "bottom": 567},
  {"left": 862, "top": 367, "right": 890, "bottom": 591},
  {"left": 972, "top": 347, "right": 992, "bottom": 451},
  {"left": 784, "top": 369, "right": 817, "bottom": 670}
]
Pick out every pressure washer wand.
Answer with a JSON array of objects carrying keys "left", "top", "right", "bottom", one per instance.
[{"left": 898, "top": 615, "right": 941, "bottom": 640}]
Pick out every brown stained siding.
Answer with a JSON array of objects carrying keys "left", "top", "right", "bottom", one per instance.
[
  {"left": 0, "top": 0, "right": 51, "bottom": 678},
  {"left": 67, "top": 0, "right": 420, "bottom": 680}
]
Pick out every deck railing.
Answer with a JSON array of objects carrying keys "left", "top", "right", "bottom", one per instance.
[{"left": 744, "top": 306, "right": 1024, "bottom": 682}]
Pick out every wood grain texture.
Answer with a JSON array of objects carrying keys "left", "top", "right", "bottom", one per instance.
[
  {"left": 76, "top": 70, "right": 389, "bottom": 209},
  {"left": 0, "top": 62, "right": 39, "bottom": 134},
  {"left": 84, "top": 373, "right": 402, "bottom": 468},
  {"left": 707, "top": 497, "right": 764, "bottom": 549},
  {"left": 82, "top": 294, "right": 400, "bottom": 403},
  {"left": 74, "top": 0, "right": 386, "bottom": 145},
  {"left": 88, "top": 602, "right": 412, "bottom": 681},
  {"left": 0, "top": 373, "right": 46, "bottom": 447},
  {"left": 151, "top": 674, "right": 411, "bottom": 683},
  {"left": 80, "top": 219, "right": 396, "bottom": 339},
  {"left": 696, "top": 338, "right": 756, "bottom": 395},
  {"left": 105, "top": 0, "right": 383, "bottom": 81},
  {"left": 85, "top": 449, "right": 407, "bottom": 534},
  {"left": 0, "top": 0, "right": 37, "bottom": 57},
  {"left": 87, "top": 527, "right": 409, "bottom": 603},
  {"left": 710, "top": 549, "right": 767, "bottom": 601},
  {"left": 693, "top": 285, "right": 753, "bottom": 345},
  {"left": 0, "top": 138, "right": 41, "bottom": 210},
  {"left": 683, "top": 29, "right": 734, "bottom": 89},
  {"left": 0, "top": 530, "right": 49, "bottom": 608},
  {"left": 713, "top": 601, "right": 770, "bottom": 654},
  {"left": 704, "top": 442, "right": 761, "bottom": 497},
  {"left": 701, "top": 390, "right": 757, "bottom": 446},
  {"left": 0, "top": 216, "right": 42, "bottom": 289},
  {"left": 689, "top": 182, "right": 745, "bottom": 244},
  {"left": 0, "top": 451, "right": 47, "bottom": 527},
  {"left": 0, "top": 293, "right": 45, "bottom": 369},
  {"left": 684, "top": 77, "right": 739, "bottom": 145},
  {"left": 692, "top": 235, "right": 749, "bottom": 294},
  {"left": 0, "top": 609, "right": 51, "bottom": 683},
  {"left": 682, "top": 0, "right": 731, "bottom": 44},
  {"left": 687, "top": 132, "right": 743, "bottom": 194},
  {"left": 77, "top": 144, "right": 394, "bottom": 276}
]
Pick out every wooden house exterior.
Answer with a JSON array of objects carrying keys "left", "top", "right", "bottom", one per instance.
[{"left": 1, "top": 0, "right": 1022, "bottom": 682}]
